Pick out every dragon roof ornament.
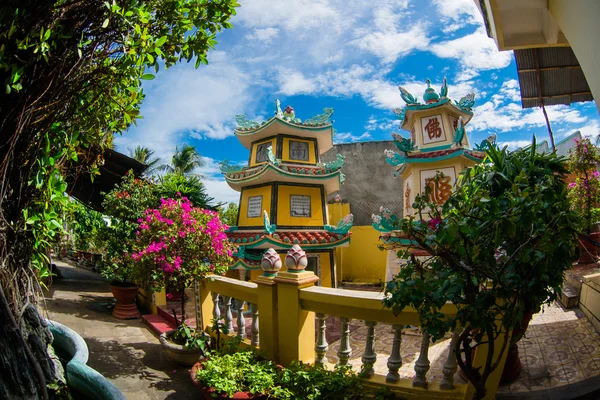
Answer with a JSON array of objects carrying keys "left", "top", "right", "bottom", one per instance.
[
  {"left": 219, "top": 160, "right": 244, "bottom": 173},
  {"left": 324, "top": 214, "right": 353, "bottom": 235},
  {"left": 304, "top": 107, "right": 334, "bottom": 125},
  {"left": 318, "top": 153, "right": 345, "bottom": 170}
]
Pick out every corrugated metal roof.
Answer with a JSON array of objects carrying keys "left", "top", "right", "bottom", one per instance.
[{"left": 514, "top": 47, "right": 593, "bottom": 109}]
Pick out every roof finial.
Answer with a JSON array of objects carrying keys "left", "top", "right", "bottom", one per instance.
[
  {"left": 275, "top": 99, "right": 283, "bottom": 118},
  {"left": 426, "top": 78, "right": 431, "bottom": 88}
]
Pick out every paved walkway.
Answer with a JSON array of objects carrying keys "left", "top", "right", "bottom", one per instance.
[{"left": 45, "top": 261, "right": 196, "bottom": 400}]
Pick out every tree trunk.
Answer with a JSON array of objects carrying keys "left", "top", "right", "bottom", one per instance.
[{"left": 0, "top": 286, "right": 66, "bottom": 399}]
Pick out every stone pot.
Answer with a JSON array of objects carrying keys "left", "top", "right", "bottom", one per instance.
[
  {"left": 191, "top": 361, "right": 268, "bottom": 399},
  {"left": 160, "top": 330, "right": 204, "bottom": 367},
  {"left": 109, "top": 284, "right": 141, "bottom": 319}
]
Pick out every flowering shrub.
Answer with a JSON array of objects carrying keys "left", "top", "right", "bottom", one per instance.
[
  {"left": 567, "top": 137, "right": 600, "bottom": 233},
  {"left": 98, "top": 171, "right": 158, "bottom": 284},
  {"left": 132, "top": 196, "right": 235, "bottom": 296}
]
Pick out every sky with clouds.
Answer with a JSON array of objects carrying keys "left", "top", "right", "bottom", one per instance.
[{"left": 114, "top": 0, "right": 600, "bottom": 204}]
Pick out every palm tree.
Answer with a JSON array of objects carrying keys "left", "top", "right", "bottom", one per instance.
[
  {"left": 128, "top": 145, "right": 161, "bottom": 176},
  {"left": 160, "top": 144, "right": 205, "bottom": 175}
]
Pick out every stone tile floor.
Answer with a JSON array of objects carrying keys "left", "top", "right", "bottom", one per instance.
[
  {"left": 323, "top": 301, "right": 600, "bottom": 393},
  {"left": 45, "top": 261, "right": 197, "bottom": 400}
]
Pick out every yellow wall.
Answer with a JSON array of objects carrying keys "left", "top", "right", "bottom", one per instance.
[
  {"left": 276, "top": 185, "right": 324, "bottom": 227},
  {"left": 328, "top": 203, "right": 388, "bottom": 284},
  {"left": 249, "top": 269, "right": 262, "bottom": 281},
  {"left": 249, "top": 138, "right": 277, "bottom": 167},
  {"left": 337, "top": 226, "right": 387, "bottom": 283},
  {"left": 238, "top": 185, "right": 272, "bottom": 227},
  {"left": 281, "top": 137, "right": 317, "bottom": 165}
]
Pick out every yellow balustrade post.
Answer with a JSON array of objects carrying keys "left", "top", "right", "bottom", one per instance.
[
  {"left": 254, "top": 275, "right": 279, "bottom": 361},
  {"left": 198, "top": 279, "right": 214, "bottom": 332},
  {"left": 275, "top": 245, "right": 319, "bottom": 366},
  {"left": 464, "top": 327, "right": 512, "bottom": 400}
]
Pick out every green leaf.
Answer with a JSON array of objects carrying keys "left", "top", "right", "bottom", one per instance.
[
  {"left": 155, "top": 36, "right": 167, "bottom": 47},
  {"left": 102, "top": 18, "right": 109, "bottom": 28},
  {"left": 140, "top": 73, "right": 155, "bottom": 80}
]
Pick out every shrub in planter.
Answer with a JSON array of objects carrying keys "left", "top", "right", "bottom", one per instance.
[
  {"left": 132, "top": 196, "right": 235, "bottom": 364},
  {"left": 193, "top": 348, "right": 364, "bottom": 400},
  {"left": 99, "top": 171, "right": 158, "bottom": 318},
  {"left": 377, "top": 141, "right": 578, "bottom": 400}
]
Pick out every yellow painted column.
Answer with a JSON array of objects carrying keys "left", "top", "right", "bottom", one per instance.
[
  {"left": 137, "top": 286, "right": 166, "bottom": 314},
  {"left": 198, "top": 279, "right": 214, "bottom": 332},
  {"left": 274, "top": 270, "right": 319, "bottom": 366},
  {"left": 464, "top": 328, "right": 512, "bottom": 399},
  {"left": 254, "top": 275, "right": 279, "bottom": 361}
]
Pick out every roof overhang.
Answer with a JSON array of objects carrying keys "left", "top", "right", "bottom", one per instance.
[
  {"left": 235, "top": 118, "right": 334, "bottom": 153},
  {"left": 224, "top": 164, "right": 342, "bottom": 193},
  {"left": 515, "top": 47, "right": 593, "bottom": 108},
  {"left": 67, "top": 149, "right": 147, "bottom": 212},
  {"left": 475, "top": 0, "right": 569, "bottom": 51}
]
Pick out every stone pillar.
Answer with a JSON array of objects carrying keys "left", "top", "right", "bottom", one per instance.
[
  {"left": 253, "top": 248, "right": 282, "bottom": 361},
  {"left": 275, "top": 245, "right": 319, "bottom": 366},
  {"left": 550, "top": 0, "right": 600, "bottom": 114}
]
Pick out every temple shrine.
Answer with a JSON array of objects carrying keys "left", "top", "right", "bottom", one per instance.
[
  {"left": 373, "top": 78, "right": 493, "bottom": 280},
  {"left": 219, "top": 100, "right": 353, "bottom": 287}
]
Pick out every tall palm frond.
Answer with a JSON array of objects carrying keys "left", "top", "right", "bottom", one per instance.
[
  {"left": 160, "top": 144, "right": 205, "bottom": 176},
  {"left": 128, "top": 145, "right": 161, "bottom": 176}
]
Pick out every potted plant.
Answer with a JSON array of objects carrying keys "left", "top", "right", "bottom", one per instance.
[
  {"left": 99, "top": 171, "right": 158, "bottom": 319},
  {"left": 132, "top": 195, "right": 235, "bottom": 365},
  {"left": 567, "top": 137, "right": 600, "bottom": 264},
  {"left": 378, "top": 141, "right": 577, "bottom": 399},
  {"left": 192, "top": 341, "right": 364, "bottom": 400}
]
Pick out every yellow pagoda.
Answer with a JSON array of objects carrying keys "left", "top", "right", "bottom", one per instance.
[
  {"left": 220, "top": 100, "right": 352, "bottom": 287},
  {"left": 373, "top": 78, "right": 493, "bottom": 280}
]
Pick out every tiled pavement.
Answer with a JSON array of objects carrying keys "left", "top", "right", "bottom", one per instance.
[{"left": 322, "top": 302, "right": 600, "bottom": 393}]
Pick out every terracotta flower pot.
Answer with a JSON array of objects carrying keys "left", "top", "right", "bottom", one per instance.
[
  {"left": 109, "top": 284, "right": 141, "bottom": 319},
  {"left": 190, "top": 361, "right": 268, "bottom": 399},
  {"left": 500, "top": 310, "right": 534, "bottom": 383},
  {"left": 160, "top": 330, "right": 205, "bottom": 367}
]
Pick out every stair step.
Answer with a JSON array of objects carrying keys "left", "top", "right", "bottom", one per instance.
[
  {"left": 560, "top": 285, "right": 580, "bottom": 309},
  {"left": 141, "top": 314, "right": 176, "bottom": 337}
]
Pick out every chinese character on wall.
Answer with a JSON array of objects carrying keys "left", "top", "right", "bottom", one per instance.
[
  {"left": 420, "top": 115, "right": 446, "bottom": 144},
  {"left": 289, "top": 141, "right": 309, "bottom": 161},
  {"left": 256, "top": 143, "right": 270, "bottom": 163}
]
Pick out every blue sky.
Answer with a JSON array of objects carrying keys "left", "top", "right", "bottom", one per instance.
[{"left": 114, "top": 0, "right": 600, "bottom": 204}]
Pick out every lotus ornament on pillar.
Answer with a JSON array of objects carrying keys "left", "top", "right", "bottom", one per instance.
[
  {"left": 261, "top": 248, "right": 282, "bottom": 277},
  {"left": 285, "top": 244, "right": 308, "bottom": 272}
]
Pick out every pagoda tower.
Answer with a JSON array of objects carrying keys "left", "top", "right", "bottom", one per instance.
[
  {"left": 220, "top": 100, "right": 352, "bottom": 287},
  {"left": 373, "top": 78, "right": 494, "bottom": 280}
]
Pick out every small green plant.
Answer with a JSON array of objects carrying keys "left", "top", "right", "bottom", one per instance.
[
  {"left": 171, "top": 322, "right": 210, "bottom": 352},
  {"left": 195, "top": 345, "right": 366, "bottom": 399}
]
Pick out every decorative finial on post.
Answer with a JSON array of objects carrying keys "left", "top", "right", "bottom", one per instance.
[
  {"left": 261, "top": 248, "right": 282, "bottom": 277},
  {"left": 285, "top": 244, "right": 308, "bottom": 272}
]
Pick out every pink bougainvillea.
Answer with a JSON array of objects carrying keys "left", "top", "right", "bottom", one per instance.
[{"left": 131, "top": 196, "right": 235, "bottom": 291}]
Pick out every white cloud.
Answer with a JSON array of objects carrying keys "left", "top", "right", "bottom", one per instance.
[
  {"left": 365, "top": 116, "right": 395, "bottom": 132},
  {"left": 469, "top": 78, "right": 590, "bottom": 135},
  {"left": 561, "top": 119, "right": 600, "bottom": 139},
  {"left": 430, "top": 28, "right": 512, "bottom": 77},
  {"left": 433, "top": 0, "right": 484, "bottom": 32},
  {"left": 334, "top": 132, "right": 372, "bottom": 144},
  {"left": 350, "top": 2, "right": 429, "bottom": 64},
  {"left": 277, "top": 68, "right": 317, "bottom": 95},
  {"left": 497, "top": 140, "right": 533, "bottom": 150},
  {"left": 248, "top": 27, "right": 280, "bottom": 43},
  {"left": 201, "top": 178, "right": 241, "bottom": 205},
  {"left": 115, "top": 51, "right": 253, "bottom": 160}
]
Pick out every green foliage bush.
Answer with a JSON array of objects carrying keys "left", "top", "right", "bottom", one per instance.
[
  {"left": 195, "top": 349, "right": 365, "bottom": 399},
  {"left": 379, "top": 142, "right": 578, "bottom": 399}
]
